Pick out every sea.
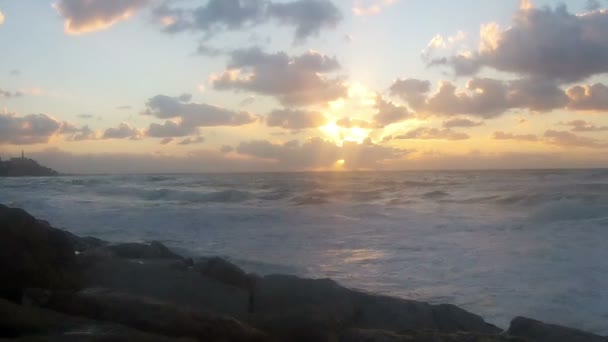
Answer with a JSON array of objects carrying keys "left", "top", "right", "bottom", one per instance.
[{"left": 1, "top": 169, "right": 608, "bottom": 334}]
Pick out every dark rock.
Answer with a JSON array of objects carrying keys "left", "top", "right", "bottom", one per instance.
[
  {"left": 249, "top": 275, "right": 501, "bottom": 341},
  {"left": 80, "top": 256, "right": 249, "bottom": 318},
  {"left": 62, "top": 231, "right": 108, "bottom": 253},
  {"left": 0, "top": 297, "right": 191, "bottom": 341},
  {"left": 0, "top": 205, "right": 80, "bottom": 302},
  {"left": 194, "top": 257, "right": 254, "bottom": 290},
  {"left": 103, "top": 241, "right": 182, "bottom": 260},
  {"left": 507, "top": 317, "right": 607, "bottom": 342},
  {"left": 350, "top": 290, "right": 500, "bottom": 334},
  {"left": 26, "top": 288, "right": 268, "bottom": 342},
  {"left": 340, "top": 328, "right": 525, "bottom": 342}
]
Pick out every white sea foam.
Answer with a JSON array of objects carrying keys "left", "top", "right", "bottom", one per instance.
[{"left": 1, "top": 169, "right": 607, "bottom": 333}]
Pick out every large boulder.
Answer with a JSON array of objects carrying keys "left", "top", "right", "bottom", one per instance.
[
  {"left": 507, "top": 317, "right": 607, "bottom": 342},
  {"left": 350, "top": 290, "right": 500, "bottom": 334},
  {"left": 340, "top": 329, "right": 525, "bottom": 342},
  {"left": 194, "top": 257, "right": 255, "bottom": 291},
  {"left": 101, "top": 241, "right": 183, "bottom": 260},
  {"left": 249, "top": 275, "right": 500, "bottom": 341},
  {"left": 0, "top": 205, "right": 80, "bottom": 302},
  {"left": 25, "top": 288, "right": 267, "bottom": 342},
  {"left": 0, "top": 297, "right": 192, "bottom": 341},
  {"left": 80, "top": 256, "right": 250, "bottom": 318}
]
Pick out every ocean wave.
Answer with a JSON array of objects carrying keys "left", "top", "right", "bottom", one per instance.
[{"left": 95, "top": 186, "right": 254, "bottom": 204}]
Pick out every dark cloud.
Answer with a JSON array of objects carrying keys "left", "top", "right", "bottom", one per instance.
[
  {"left": 54, "top": 0, "right": 150, "bottom": 34},
  {"left": 143, "top": 94, "right": 257, "bottom": 127},
  {"left": 212, "top": 47, "right": 347, "bottom": 107},
  {"left": 391, "top": 78, "right": 567, "bottom": 118},
  {"left": 443, "top": 118, "right": 484, "bottom": 128},
  {"left": 9, "top": 69, "right": 21, "bottom": 77},
  {"left": 544, "top": 130, "right": 608, "bottom": 148},
  {"left": 146, "top": 120, "right": 197, "bottom": 138},
  {"left": 561, "top": 120, "right": 608, "bottom": 132},
  {"left": 155, "top": 0, "right": 341, "bottom": 43},
  {"left": 266, "top": 109, "right": 327, "bottom": 129},
  {"left": 492, "top": 131, "right": 539, "bottom": 142},
  {"left": 178, "top": 136, "right": 205, "bottom": 145},
  {"left": 566, "top": 83, "right": 608, "bottom": 111},
  {"left": 0, "top": 113, "right": 62, "bottom": 145},
  {"left": 389, "top": 78, "right": 431, "bottom": 108},
  {"left": 160, "top": 138, "right": 174, "bottom": 145},
  {"left": 102, "top": 123, "right": 141, "bottom": 140},
  {"left": 373, "top": 96, "right": 412, "bottom": 127},
  {"left": 266, "top": 0, "right": 342, "bottom": 43},
  {"left": 431, "top": 4, "right": 608, "bottom": 82},
  {"left": 237, "top": 137, "right": 409, "bottom": 169},
  {"left": 395, "top": 127, "right": 470, "bottom": 141}
]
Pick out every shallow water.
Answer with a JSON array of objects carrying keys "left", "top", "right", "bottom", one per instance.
[{"left": 2, "top": 169, "right": 608, "bottom": 333}]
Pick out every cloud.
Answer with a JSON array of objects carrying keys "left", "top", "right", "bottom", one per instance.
[
  {"left": 0, "top": 112, "right": 63, "bottom": 145},
  {"left": 566, "top": 83, "right": 608, "bottom": 111},
  {"left": 236, "top": 136, "right": 410, "bottom": 169},
  {"left": 102, "top": 123, "right": 141, "bottom": 140},
  {"left": 561, "top": 120, "right": 608, "bottom": 132},
  {"left": 373, "top": 95, "right": 412, "bottom": 127},
  {"left": 61, "top": 123, "right": 98, "bottom": 141},
  {"left": 143, "top": 94, "right": 257, "bottom": 127},
  {"left": 430, "top": 4, "right": 608, "bottom": 82},
  {"left": 53, "top": 0, "right": 150, "bottom": 34},
  {"left": 0, "top": 10, "right": 4, "bottom": 25},
  {"left": 178, "top": 136, "right": 205, "bottom": 145},
  {"left": 389, "top": 78, "right": 431, "bottom": 108},
  {"left": 155, "top": 0, "right": 341, "bottom": 43},
  {"left": 492, "top": 131, "right": 539, "bottom": 142},
  {"left": 352, "top": 0, "right": 396, "bottom": 16},
  {"left": 146, "top": 120, "right": 197, "bottom": 138},
  {"left": 116, "top": 105, "right": 132, "bottom": 110},
  {"left": 77, "top": 114, "right": 94, "bottom": 119},
  {"left": 9, "top": 70, "right": 20, "bottom": 77},
  {"left": 160, "top": 137, "right": 174, "bottom": 145},
  {"left": 220, "top": 145, "right": 234, "bottom": 153},
  {"left": 391, "top": 77, "right": 567, "bottom": 118},
  {"left": 544, "top": 130, "right": 608, "bottom": 148},
  {"left": 0, "top": 89, "right": 24, "bottom": 99},
  {"left": 212, "top": 47, "right": 347, "bottom": 107},
  {"left": 443, "top": 118, "right": 484, "bottom": 128},
  {"left": 395, "top": 127, "right": 470, "bottom": 140},
  {"left": 335, "top": 117, "right": 375, "bottom": 129},
  {"left": 266, "top": 109, "right": 328, "bottom": 129}
]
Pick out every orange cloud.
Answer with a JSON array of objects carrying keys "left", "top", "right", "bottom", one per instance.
[
  {"left": 0, "top": 10, "right": 5, "bottom": 25},
  {"left": 353, "top": 0, "right": 396, "bottom": 16}
]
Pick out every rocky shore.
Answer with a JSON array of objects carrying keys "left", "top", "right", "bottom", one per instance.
[{"left": 0, "top": 204, "right": 605, "bottom": 341}]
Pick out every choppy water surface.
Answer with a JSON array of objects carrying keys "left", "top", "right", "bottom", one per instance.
[{"left": 2, "top": 169, "right": 608, "bottom": 333}]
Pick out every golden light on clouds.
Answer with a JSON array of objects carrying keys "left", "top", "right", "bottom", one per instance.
[
  {"left": 520, "top": 0, "right": 534, "bottom": 10},
  {"left": 320, "top": 121, "right": 371, "bottom": 145},
  {"left": 352, "top": 0, "right": 396, "bottom": 16},
  {"left": 52, "top": 3, "right": 138, "bottom": 35},
  {"left": 0, "top": 10, "right": 5, "bottom": 25}
]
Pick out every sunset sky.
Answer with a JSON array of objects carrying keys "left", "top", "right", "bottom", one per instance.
[{"left": 1, "top": 0, "right": 608, "bottom": 173}]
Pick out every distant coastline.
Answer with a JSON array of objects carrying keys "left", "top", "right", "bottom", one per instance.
[{"left": 0, "top": 154, "right": 58, "bottom": 177}]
